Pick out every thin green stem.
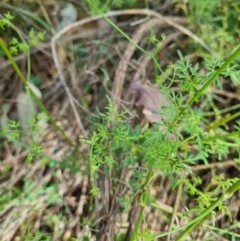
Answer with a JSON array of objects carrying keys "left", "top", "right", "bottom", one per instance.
[
  {"left": 175, "top": 198, "right": 223, "bottom": 240},
  {"left": 173, "top": 46, "right": 240, "bottom": 127},
  {"left": 130, "top": 189, "right": 149, "bottom": 241},
  {"left": 204, "top": 131, "right": 240, "bottom": 142},
  {"left": 207, "top": 110, "right": 240, "bottom": 131},
  {"left": 86, "top": 0, "right": 162, "bottom": 73},
  {"left": 26, "top": 47, "right": 31, "bottom": 81},
  {"left": 0, "top": 37, "right": 76, "bottom": 148},
  {"left": 188, "top": 46, "right": 240, "bottom": 106},
  {"left": 0, "top": 37, "right": 26, "bottom": 84},
  {"left": 176, "top": 180, "right": 240, "bottom": 240},
  {"left": 9, "top": 22, "right": 32, "bottom": 82},
  {"left": 204, "top": 224, "right": 240, "bottom": 238},
  {"left": 129, "top": 170, "right": 153, "bottom": 241},
  {"left": 203, "top": 103, "right": 240, "bottom": 116},
  {"left": 153, "top": 180, "right": 240, "bottom": 240}
]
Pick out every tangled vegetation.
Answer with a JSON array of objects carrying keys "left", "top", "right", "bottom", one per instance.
[{"left": 0, "top": 0, "right": 240, "bottom": 240}]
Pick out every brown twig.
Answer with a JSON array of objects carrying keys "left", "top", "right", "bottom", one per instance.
[
  {"left": 51, "top": 8, "right": 211, "bottom": 113},
  {"left": 191, "top": 160, "right": 239, "bottom": 172},
  {"left": 112, "top": 18, "right": 161, "bottom": 107}
]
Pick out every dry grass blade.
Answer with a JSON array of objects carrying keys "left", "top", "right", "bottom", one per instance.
[
  {"left": 51, "top": 7, "right": 209, "bottom": 134},
  {"left": 112, "top": 18, "right": 161, "bottom": 107},
  {"left": 191, "top": 160, "right": 240, "bottom": 171},
  {"left": 51, "top": 44, "right": 86, "bottom": 137},
  {"left": 1, "top": 2, "right": 239, "bottom": 240},
  {"left": 51, "top": 9, "right": 186, "bottom": 110}
]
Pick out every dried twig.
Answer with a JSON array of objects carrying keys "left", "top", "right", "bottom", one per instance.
[
  {"left": 51, "top": 8, "right": 211, "bottom": 119},
  {"left": 112, "top": 18, "right": 161, "bottom": 107},
  {"left": 191, "top": 160, "right": 239, "bottom": 171}
]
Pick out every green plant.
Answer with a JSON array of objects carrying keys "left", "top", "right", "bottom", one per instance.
[
  {"left": 86, "top": 0, "right": 137, "bottom": 14},
  {"left": 21, "top": 230, "right": 52, "bottom": 241},
  {"left": 1, "top": 1, "right": 240, "bottom": 240},
  {"left": 182, "top": 0, "right": 240, "bottom": 56},
  {"left": 83, "top": 2, "right": 240, "bottom": 240},
  {"left": 0, "top": 12, "right": 75, "bottom": 147},
  {"left": 86, "top": 90, "right": 240, "bottom": 240}
]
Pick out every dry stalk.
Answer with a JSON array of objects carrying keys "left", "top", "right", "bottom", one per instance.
[
  {"left": 50, "top": 8, "right": 215, "bottom": 241},
  {"left": 51, "top": 8, "right": 212, "bottom": 133},
  {"left": 191, "top": 160, "right": 239, "bottom": 171}
]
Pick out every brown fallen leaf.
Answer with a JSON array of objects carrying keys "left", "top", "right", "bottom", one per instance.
[{"left": 131, "top": 80, "right": 170, "bottom": 124}]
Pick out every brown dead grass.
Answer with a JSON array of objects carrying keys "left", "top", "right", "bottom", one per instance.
[{"left": 0, "top": 1, "right": 240, "bottom": 241}]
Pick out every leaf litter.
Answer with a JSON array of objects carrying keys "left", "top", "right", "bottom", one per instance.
[{"left": 131, "top": 80, "right": 169, "bottom": 124}]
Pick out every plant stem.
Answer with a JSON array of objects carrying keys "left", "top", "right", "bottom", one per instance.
[
  {"left": 86, "top": 0, "right": 162, "bottom": 73},
  {"left": 129, "top": 170, "right": 153, "bottom": 241},
  {"left": 173, "top": 46, "right": 240, "bottom": 127},
  {"left": 187, "top": 46, "right": 240, "bottom": 106},
  {"left": 0, "top": 37, "right": 27, "bottom": 84},
  {"left": 129, "top": 189, "right": 149, "bottom": 241},
  {"left": 207, "top": 110, "right": 240, "bottom": 130},
  {"left": 0, "top": 37, "right": 76, "bottom": 148},
  {"left": 153, "top": 180, "right": 240, "bottom": 240}
]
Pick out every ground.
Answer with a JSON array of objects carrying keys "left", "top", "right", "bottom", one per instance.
[{"left": 0, "top": 1, "right": 240, "bottom": 241}]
